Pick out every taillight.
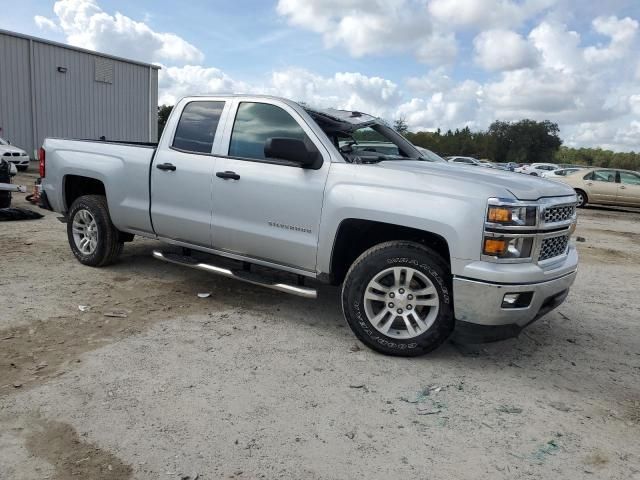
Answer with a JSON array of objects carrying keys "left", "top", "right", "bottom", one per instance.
[{"left": 38, "top": 148, "right": 45, "bottom": 178}]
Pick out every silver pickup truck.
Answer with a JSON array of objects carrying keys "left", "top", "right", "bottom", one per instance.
[{"left": 39, "top": 95, "right": 579, "bottom": 356}]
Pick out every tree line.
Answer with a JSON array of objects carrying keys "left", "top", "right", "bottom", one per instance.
[{"left": 396, "top": 118, "right": 639, "bottom": 170}]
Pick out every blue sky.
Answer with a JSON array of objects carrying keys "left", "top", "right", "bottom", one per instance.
[{"left": 2, "top": 0, "right": 640, "bottom": 151}]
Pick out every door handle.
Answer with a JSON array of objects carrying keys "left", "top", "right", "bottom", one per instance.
[
  {"left": 216, "top": 171, "right": 240, "bottom": 180},
  {"left": 586, "top": 182, "right": 593, "bottom": 186},
  {"left": 156, "top": 163, "right": 176, "bottom": 171},
  {"left": 620, "top": 185, "right": 626, "bottom": 189}
]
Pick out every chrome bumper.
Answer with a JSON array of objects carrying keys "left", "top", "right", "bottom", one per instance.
[{"left": 453, "top": 269, "right": 577, "bottom": 327}]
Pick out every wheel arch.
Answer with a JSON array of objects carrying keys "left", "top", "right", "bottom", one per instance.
[
  {"left": 326, "top": 218, "right": 451, "bottom": 285},
  {"left": 63, "top": 175, "right": 106, "bottom": 211}
]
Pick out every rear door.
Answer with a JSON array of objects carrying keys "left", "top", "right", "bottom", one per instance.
[
  {"left": 585, "top": 169, "right": 618, "bottom": 203},
  {"left": 617, "top": 171, "right": 640, "bottom": 206},
  {"left": 150, "top": 100, "right": 228, "bottom": 247},
  {"left": 210, "top": 99, "right": 330, "bottom": 272}
]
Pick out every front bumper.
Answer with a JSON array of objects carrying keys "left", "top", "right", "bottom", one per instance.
[
  {"left": 8, "top": 157, "right": 30, "bottom": 166},
  {"left": 451, "top": 269, "right": 577, "bottom": 343}
]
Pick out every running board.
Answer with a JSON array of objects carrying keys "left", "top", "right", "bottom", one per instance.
[{"left": 152, "top": 250, "right": 317, "bottom": 299}]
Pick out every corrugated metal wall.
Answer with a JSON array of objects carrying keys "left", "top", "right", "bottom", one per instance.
[
  {"left": 0, "top": 33, "right": 32, "bottom": 154},
  {"left": 0, "top": 30, "right": 159, "bottom": 158}
]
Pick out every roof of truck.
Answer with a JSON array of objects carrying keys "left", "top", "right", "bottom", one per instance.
[{"left": 179, "top": 94, "right": 380, "bottom": 132}]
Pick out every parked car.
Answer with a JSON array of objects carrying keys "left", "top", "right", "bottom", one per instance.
[
  {"left": 0, "top": 136, "right": 30, "bottom": 171},
  {"left": 541, "top": 167, "right": 584, "bottom": 179},
  {"left": 39, "top": 95, "right": 579, "bottom": 356},
  {"left": 446, "top": 156, "right": 486, "bottom": 167},
  {"left": 477, "top": 159, "right": 496, "bottom": 168},
  {"left": 415, "top": 146, "right": 447, "bottom": 163},
  {"left": 554, "top": 167, "right": 640, "bottom": 207},
  {"left": 515, "top": 163, "right": 559, "bottom": 176}
]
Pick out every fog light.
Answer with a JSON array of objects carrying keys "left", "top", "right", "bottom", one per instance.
[{"left": 501, "top": 292, "right": 533, "bottom": 308}]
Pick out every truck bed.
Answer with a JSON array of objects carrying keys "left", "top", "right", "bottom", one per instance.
[{"left": 41, "top": 137, "right": 157, "bottom": 235}]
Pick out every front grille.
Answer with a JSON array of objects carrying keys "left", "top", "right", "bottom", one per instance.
[
  {"left": 544, "top": 205, "right": 575, "bottom": 223},
  {"left": 12, "top": 152, "right": 20, "bottom": 157},
  {"left": 539, "top": 234, "right": 569, "bottom": 261}
]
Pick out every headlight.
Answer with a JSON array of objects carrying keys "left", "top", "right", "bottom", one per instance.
[
  {"left": 486, "top": 205, "right": 537, "bottom": 227},
  {"left": 483, "top": 235, "right": 534, "bottom": 259}
]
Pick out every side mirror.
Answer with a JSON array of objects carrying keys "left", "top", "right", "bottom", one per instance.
[{"left": 264, "top": 137, "right": 321, "bottom": 169}]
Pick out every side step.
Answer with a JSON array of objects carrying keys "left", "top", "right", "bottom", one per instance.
[{"left": 152, "top": 250, "right": 317, "bottom": 299}]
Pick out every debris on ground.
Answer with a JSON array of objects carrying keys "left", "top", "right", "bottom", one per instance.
[
  {"left": 416, "top": 406, "right": 441, "bottom": 415},
  {"left": 78, "top": 305, "right": 90, "bottom": 312},
  {"left": 496, "top": 405, "right": 523, "bottom": 414},
  {"left": 576, "top": 236, "right": 586, "bottom": 242},
  {"left": 549, "top": 401, "right": 572, "bottom": 412},
  {"left": 349, "top": 344, "right": 361, "bottom": 352},
  {"left": 103, "top": 310, "right": 128, "bottom": 318},
  {"left": 0, "top": 207, "right": 44, "bottom": 221},
  {"left": 197, "top": 293, "right": 211, "bottom": 298},
  {"left": 532, "top": 439, "right": 560, "bottom": 462}
]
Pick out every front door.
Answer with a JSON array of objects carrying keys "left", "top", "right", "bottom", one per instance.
[
  {"left": 617, "top": 170, "right": 640, "bottom": 206},
  {"left": 150, "top": 100, "right": 226, "bottom": 246},
  {"left": 585, "top": 169, "right": 618, "bottom": 203},
  {"left": 211, "top": 100, "right": 330, "bottom": 272}
]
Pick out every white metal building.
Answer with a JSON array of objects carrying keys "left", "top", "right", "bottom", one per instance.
[{"left": 0, "top": 29, "right": 159, "bottom": 158}]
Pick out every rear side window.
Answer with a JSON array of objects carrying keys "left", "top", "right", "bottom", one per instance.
[
  {"left": 620, "top": 171, "right": 640, "bottom": 185},
  {"left": 172, "top": 101, "right": 225, "bottom": 154},
  {"left": 228, "top": 102, "right": 308, "bottom": 160},
  {"left": 592, "top": 170, "right": 616, "bottom": 182}
]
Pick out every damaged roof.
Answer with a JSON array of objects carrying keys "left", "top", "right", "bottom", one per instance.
[{"left": 304, "top": 107, "right": 379, "bottom": 133}]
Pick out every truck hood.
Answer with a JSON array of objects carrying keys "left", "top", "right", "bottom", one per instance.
[{"left": 374, "top": 160, "right": 575, "bottom": 201}]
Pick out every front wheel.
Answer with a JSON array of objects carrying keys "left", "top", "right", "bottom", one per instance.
[
  {"left": 575, "top": 189, "right": 588, "bottom": 208},
  {"left": 341, "top": 241, "right": 454, "bottom": 356},
  {"left": 67, "top": 195, "right": 123, "bottom": 266}
]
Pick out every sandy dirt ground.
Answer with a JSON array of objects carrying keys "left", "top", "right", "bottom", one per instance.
[{"left": 1, "top": 169, "right": 639, "bottom": 479}]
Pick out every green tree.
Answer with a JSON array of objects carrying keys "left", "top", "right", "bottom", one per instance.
[
  {"left": 393, "top": 117, "right": 409, "bottom": 135},
  {"left": 158, "top": 105, "right": 174, "bottom": 140}
]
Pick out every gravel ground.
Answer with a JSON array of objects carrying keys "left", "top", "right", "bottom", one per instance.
[{"left": 1, "top": 170, "right": 639, "bottom": 480}]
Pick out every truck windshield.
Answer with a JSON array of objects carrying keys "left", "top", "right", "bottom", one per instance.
[{"left": 330, "top": 124, "right": 424, "bottom": 163}]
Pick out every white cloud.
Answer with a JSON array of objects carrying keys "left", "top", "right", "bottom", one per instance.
[
  {"left": 36, "top": 0, "right": 203, "bottom": 65},
  {"left": 428, "top": 0, "right": 553, "bottom": 29},
  {"left": 473, "top": 29, "right": 538, "bottom": 71},
  {"left": 34, "top": 15, "right": 60, "bottom": 31},
  {"left": 398, "top": 79, "right": 482, "bottom": 131},
  {"left": 584, "top": 16, "right": 639, "bottom": 63},
  {"left": 276, "top": 0, "right": 458, "bottom": 64},
  {"left": 269, "top": 68, "right": 402, "bottom": 117},
  {"left": 158, "top": 66, "right": 249, "bottom": 105},
  {"left": 528, "top": 21, "right": 581, "bottom": 73}
]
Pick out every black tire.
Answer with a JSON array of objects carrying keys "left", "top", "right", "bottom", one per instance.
[
  {"left": 67, "top": 195, "right": 123, "bottom": 267},
  {"left": 0, "top": 192, "right": 10, "bottom": 209},
  {"left": 575, "top": 189, "right": 588, "bottom": 208},
  {"left": 16, "top": 165, "right": 28, "bottom": 172},
  {"left": 341, "top": 241, "right": 454, "bottom": 356},
  {"left": 530, "top": 172, "right": 538, "bottom": 176}
]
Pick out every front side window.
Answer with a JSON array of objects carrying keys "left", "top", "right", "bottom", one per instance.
[
  {"left": 592, "top": 170, "right": 617, "bottom": 182},
  {"left": 620, "top": 171, "right": 640, "bottom": 185},
  {"left": 229, "top": 102, "right": 308, "bottom": 160},
  {"left": 172, "top": 101, "right": 225, "bottom": 154}
]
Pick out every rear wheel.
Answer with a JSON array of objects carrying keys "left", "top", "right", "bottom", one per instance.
[
  {"left": 67, "top": 195, "right": 123, "bottom": 266},
  {"left": 341, "top": 241, "right": 454, "bottom": 356},
  {"left": 575, "top": 189, "right": 588, "bottom": 208}
]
